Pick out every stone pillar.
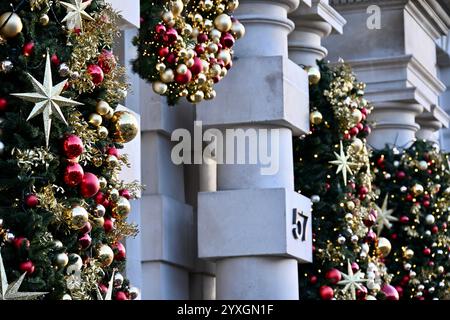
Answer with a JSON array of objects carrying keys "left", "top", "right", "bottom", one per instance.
[
  {"left": 289, "top": 0, "right": 346, "bottom": 66},
  {"left": 416, "top": 105, "right": 449, "bottom": 144},
  {"left": 437, "top": 36, "right": 450, "bottom": 150},
  {"left": 196, "top": 0, "right": 312, "bottom": 300},
  {"left": 324, "top": 0, "right": 450, "bottom": 149}
]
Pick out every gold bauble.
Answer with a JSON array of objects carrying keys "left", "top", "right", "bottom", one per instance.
[
  {"left": 110, "top": 111, "right": 139, "bottom": 143},
  {"left": 170, "top": 0, "right": 184, "bottom": 15},
  {"left": 403, "top": 249, "right": 414, "bottom": 260},
  {"left": 186, "top": 49, "right": 195, "bottom": 60},
  {"left": 96, "top": 244, "right": 114, "bottom": 267},
  {"left": 231, "top": 21, "right": 245, "bottom": 39},
  {"left": 182, "top": 24, "right": 192, "bottom": 36},
  {"left": 210, "top": 29, "right": 222, "bottom": 40},
  {"left": 92, "top": 216, "right": 105, "bottom": 227},
  {"left": 310, "top": 110, "right": 323, "bottom": 125},
  {"left": 377, "top": 237, "right": 392, "bottom": 257},
  {"left": 228, "top": 0, "right": 240, "bottom": 10},
  {"left": 205, "top": 90, "right": 216, "bottom": 100},
  {"left": 351, "top": 109, "right": 363, "bottom": 124},
  {"left": 220, "top": 67, "right": 228, "bottom": 77},
  {"left": 214, "top": 14, "right": 232, "bottom": 32},
  {"left": 346, "top": 201, "right": 356, "bottom": 211},
  {"left": 218, "top": 49, "right": 232, "bottom": 65},
  {"left": 39, "top": 14, "right": 49, "bottom": 26},
  {"left": 156, "top": 62, "right": 166, "bottom": 72},
  {"left": 204, "top": 19, "right": 213, "bottom": 30},
  {"left": 104, "top": 107, "right": 114, "bottom": 120},
  {"left": 106, "top": 155, "right": 119, "bottom": 167},
  {"left": 197, "top": 73, "right": 207, "bottom": 85},
  {"left": 162, "top": 11, "right": 174, "bottom": 23},
  {"left": 412, "top": 183, "right": 424, "bottom": 196},
  {"left": 94, "top": 204, "right": 106, "bottom": 218},
  {"left": 186, "top": 59, "right": 195, "bottom": 68},
  {"left": 88, "top": 113, "right": 103, "bottom": 127},
  {"left": 180, "top": 89, "right": 189, "bottom": 97},
  {"left": 96, "top": 100, "right": 110, "bottom": 116},
  {"left": 152, "top": 81, "right": 168, "bottom": 95},
  {"left": 112, "top": 196, "right": 131, "bottom": 218},
  {"left": 192, "top": 90, "right": 205, "bottom": 103},
  {"left": 217, "top": 3, "right": 226, "bottom": 13},
  {"left": 207, "top": 43, "right": 218, "bottom": 53},
  {"left": 203, "top": 0, "right": 214, "bottom": 10},
  {"left": 97, "top": 126, "right": 109, "bottom": 139},
  {"left": 0, "top": 12, "right": 23, "bottom": 38},
  {"left": 110, "top": 188, "right": 120, "bottom": 202},
  {"left": 351, "top": 138, "right": 364, "bottom": 153},
  {"left": 177, "top": 64, "right": 188, "bottom": 75},
  {"left": 55, "top": 253, "right": 69, "bottom": 268},
  {"left": 161, "top": 69, "right": 175, "bottom": 83},
  {"left": 61, "top": 294, "right": 72, "bottom": 300},
  {"left": 305, "top": 66, "right": 321, "bottom": 85},
  {"left": 70, "top": 206, "right": 89, "bottom": 229},
  {"left": 194, "top": 13, "right": 203, "bottom": 23},
  {"left": 98, "top": 177, "right": 107, "bottom": 189}
]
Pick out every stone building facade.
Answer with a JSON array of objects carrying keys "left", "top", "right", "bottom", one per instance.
[{"left": 109, "top": 0, "right": 450, "bottom": 300}]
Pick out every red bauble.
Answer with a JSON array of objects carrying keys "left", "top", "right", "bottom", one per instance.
[
  {"left": 175, "top": 69, "right": 192, "bottom": 84},
  {"left": 343, "top": 133, "right": 351, "bottom": 140},
  {"left": 0, "top": 98, "right": 7, "bottom": 112},
  {"left": 359, "top": 186, "right": 369, "bottom": 195},
  {"left": 309, "top": 275, "right": 318, "bottom": 285},
  {"left": 164, "top": 28, "right": 178, "bottom": 44},
  {"left": 363, "top": 214, "right": 376, "bottom": 227},
  {"left": 197, "top": 33, "right": 208, "bottom": 43},
  {"left": 195, "top": 44, "right": 205, "bottom": 55},
  {"left": 362, "top": 125, "right": 371, "bottom": 135},
  {"left": 432, "top": 225, "right": 439, "bottom": 234},
  {"left": 401, "top": 275, "right": 410, "bottom": 285},
  {"left": 351, "top": 262, "right": 360, "bottom": 272},
  {"left": 391, "top": 233, "right": 398, "bottom": 240},
  {"left": 80, "top": 172, "right": 100, "bottom": 198},
  {"left": 361, "top": 108, "right": 368, "bottom": 116},
  {"left": 155, "top": 23, "right": 166, "bottom": 34},
  {"left": 220, "top": 33, "right": 235, "bottom": 48},
  {"left": 395, "top": 286, "right": 404, "bottom": 298},
  {"left": 51, "top": 53, "right": 60, "bottom": 65},
  {"left": 98, "top": 283, "right": 108, "bottom": 294},
  {"left": 95, "top": 191, "right": 106, "bottom": 204},
  {"left": 190, "top": 57, "right": 203, "bottom": 75},
  {"left": 112, "top": 242, "right": 126, "bottom": 261},
  {"left": 64, "top": 162, "right": 84, "bottom": 187},
  {"left": 166, "top": 53, "right": 177, "bottom": 65},
  {"left": 365, "top": 229, "right": 377, "bottom": 243},
  {"left": 442, "top": 222, "right": 448, "bottom": 230},
  {"left": 104, "top": 218, "right": 114, "bottom": 232},
  {"left": 381, "top": 284, "right": 399, "bottom": 300},
  {"left": 400, "top": 216, "right": 409, "bottom": 224},
  {"left": 22, "top": 41, "right": 34, "bottom": 57},
  {"left": 107, "top": 147, "right": 120, "bottom": 158},
  {"left": 87, "top": 64, "right": 104, "bottom": 86},
  {"left": 78, "top": 233, "right": 92, "bottom": 249},
  {"left": 319, "top": 286, "right": 334, "bottom": 300},
  {"left": 325, "top": 268, "right": 342, "bottom": 285},
  {"left": 349, "top": 127, "right": 359, "bottom": 136},
  {"left": 13, "top": 237, "right": 30, "bottom": 250},
  {"left": 423, "top": 200, "right": 430, "bottom": 208},
  {"left": 115, "top": 291, "right": 128, "bottom": 300},
  {"left": 356, "top": 286, "right": 368, "bottom": 300},
  {"left": 98, "top": 49, "right": 116, "bottom": 74},
  {"left": 80, "top": 221, "right": 92, "bottom": 234},
  {"left": 423, "top": 247, "right": 431, "bottom": 256},
  {"left": 19, "top": 260, "right": 35, "bottom": 274},
  {"left": 158, "top": 47, "right": 169, "bottom": 58},
  {"left": 63, "top": 134, "right": 84, "bottom": 159},
  {"left": 405, "top": 194, "right": 413, "bottom": 201},
  {"left": 356, "top": 123, "right": 364, "bottom": 131},
  {"left": 396, "top": 171, "right": 406, "bottom": 179},
  {"left": 25, "top": 194, "right": 39, "bottom": 208},
  {"left": 119, "top": 189, "right": 131, "bottom": 200}
]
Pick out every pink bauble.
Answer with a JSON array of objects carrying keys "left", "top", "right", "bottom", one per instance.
[
  {"left": 381, "top": 284, "right": 399, "bottom": 300},
  {"left": 64, "top": 162, "right": 84, "bottom": 187},
  {"left": 80, "top": 172, "right": 100, "bottom": 198}
]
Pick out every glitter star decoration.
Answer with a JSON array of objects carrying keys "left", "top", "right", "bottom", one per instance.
[
  {"left": 96, "top": 270, "right": 115, "bottom": 300},
  {"left": 0, "top": 250, "right": 47, "bottom": 300},
  {"left": 337, "top": 260, "right": 367, "bottom": 300},
  {"left": 329, "top": 141, "right": 357, "bottom": 186},
  {"left": 11, "top": 53, "right": 83, "bottom": 147},
  {"left": 60, "top": 0, "right": 94, "bottom": 31},
  {"left": 374, "top": 194, "right": 398, "bottom": 236}
]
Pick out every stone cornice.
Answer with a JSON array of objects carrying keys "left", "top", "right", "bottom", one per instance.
[
  {"left": 406, "top": 0, "right": 450, "bottom": 40},
  {"left": 240, "top": 0, "right": 301, "bottom": 13}
]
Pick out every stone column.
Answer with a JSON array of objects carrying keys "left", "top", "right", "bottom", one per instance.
[
  {"left": 437, "top": 36, "right": 450, "bottom": 150},
  {"left": 289, "top": 0, "right": 346, "bottom": 66},
  {"left": 324, "top": 0, "right": 450, "bottom": 149},
  {"left": 196, "top": 0, "right": 312, "bottom": 300}
]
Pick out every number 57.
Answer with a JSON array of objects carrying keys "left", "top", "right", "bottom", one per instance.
[{"left": 292, "top": 208, "right": 308, "bottom": 242}]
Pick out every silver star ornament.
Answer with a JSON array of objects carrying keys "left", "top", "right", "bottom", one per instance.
[
  {"left": 60, "top": 0, "right": 94, "bottom": 31},
  {"left": 329, "top": 141, "right": 357, "bottom": 186},
  {"left": 11, "top": 53, "right": 83, "bottom": 147},
  {"left": 375, "top": 194, "right": 398, "bottom": 236},
  {"left": 337, "top": 260, "right": 367, "bottom": 300}
]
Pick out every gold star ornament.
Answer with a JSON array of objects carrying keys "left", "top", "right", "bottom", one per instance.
[
  {"left": 375, "top": 194, "right": 398, "bottom": 236},
  {"left": 60, "top": 0, "right": 94, "bottom": 31},
  {"left": 329, "top": 141, "right": 357, "bottom": 186},
  {"left": 337, "top": 260, "right": 367, "bottom": 300},
  {"left": 11, "top": 53, "right": 83, "bottom": 147},
  {"left": 0, "top": 250, "right": 47, "bottom": 300}
]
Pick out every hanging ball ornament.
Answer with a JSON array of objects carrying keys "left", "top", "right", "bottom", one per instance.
[
  {"left": 325, "top": 268, "right": 342, "bottom": 285},
  {"left": 63, "top": 134, "right": 84, "bottom": 159},
  {"left": 319, "top": 286, "right": 334, "bottom": 300},
  {"left": 96, "top": 100, "right": 111, "bottom": 116},
  {"left": 310, "top": 110, "right": 323, "bottom": 125},
  {"left": 97, "top": 50, "right": 116, "bottom": 74},
  {"left": 112, "top": 196, "right": 131, "bottom": 219},
  {"left": 0, "top": 12, "right": 23, "bottom": 38},
  {"left": 129, "top": 287, "right": 140, "bottom": 300},
  {"left": 61, "top": 294, "right": 72, "bottom": 300},
  {"left": 412, "top": 184, "right": 424, "bottom": 196},
  {"left": 351, "top": 138, "right": 364, "bottom": 153},
  {"left": 93, "top": 204, "right": 106, "bottom": 218},
  {"left": 351, "top": 108, "right": 363, "bottom": 124},
  {"left": 19, "top": 261, "right": 35, "bottom": 275},
  {"left": 80, "top": 173, "right": 100, "bottom": 198},
  {"left": 377, "top": 237, "right": 392, "bottom": 257},
  {"left": 305, "top": 66, "right": 321, "bottom": 85},
  {"left": 403, "top": 248, "right": 414, "bottom": 259},
  {"left": 89, "top": 113, "right": 103, "bottom": 127},
  {"left": 25, "top": 194, "right": 39, "bottom": 208},
  {"left": 381, "top": 284, "right": 399, "bottom": 300},
  {"left": 64, "top": 162, "right": 84, "bottom": 187},
  {"left": 39, "top": 14, "right": 49, "bottom": 26},
  {"left": 55, "top": 253, "right": 69, "bottom": 268},
  {"left": 425, "top": 214, "right": 435, "bottom": 225},
  {"left": 418, "top": 160, "right": 428, "bottom": 171},
  {"left": 114, "top": 272, "right": 124, "bottom": 287},
  {"left": 70, "top": 206, "right": 89, "bottom": 229},
  {"left": 87, "top": 64, "right": 104, "bottom": 86},
  {"left": 152, "top": 81, "right": 168, "bottom": 95},
  {"left": 112, "top": 242, "right": 126, "bottom": 261},
  {"left": 110, "top": 111, "right": 139, "bottom": 143},
  {"left": 311, "top": 195, "right": 321, "bottom": 203},
  {"left": 96, "top": 244, "right": 114, "bottom": 267},
  {"left": 214, "top": 13, "right": 232, "bottom": 32}
]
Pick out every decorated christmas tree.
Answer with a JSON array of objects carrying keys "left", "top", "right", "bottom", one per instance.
[
  {"left": 0, "top": 0, "right": 139, "bottom": 300},
  {"left": 133, "top": 0, "right": 245, "bottom": 105},
  {"left": 372, "top": 140, "right": 450, "bottom": 300},
  {"left": 294, "top": 61, "right": 395, "bottom": 300}
]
